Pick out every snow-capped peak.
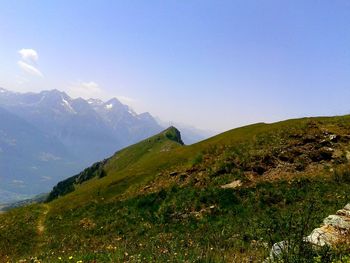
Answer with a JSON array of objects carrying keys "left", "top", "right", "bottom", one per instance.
[
  {"left": 87, "top": 98, "right": 104, "bottom": 105},
  {"left": 61, "top": 96, "right": 76, "bottom": 114},
  {"left": 105, "top": 103, "right": 113, "bottom": 110},
  {"left": 128, "top": 108, "right": 137, "bottom": 117}
]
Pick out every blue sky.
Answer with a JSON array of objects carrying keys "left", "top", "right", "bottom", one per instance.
[{"left": 0, "top": 1, "right": 350, "bottom": 131}]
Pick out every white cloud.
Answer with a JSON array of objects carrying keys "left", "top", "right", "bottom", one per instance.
[
  {"left": 12, "top": 179, "right": 24, "bottom": 184},
  {"left": 17, "top": 61, "right": 43, "bottom": 77},
  {"left": 66, "top": 81, "right": 105, "bottom": 99},
  {"left": 39, "top": 152, "right": 61, "bottom": 162},
  {"left": 116, "top": 95, "right": 136, "bottom": 104},
  {"left": 17, "top": 48, "right": 43, "bottom": 77},
  {"left": 18, "top": 48, "right": 38, "bottom": 62},
  {"left": 81, "top": 81, "right": 100, "bottom": 92},
  {"left": 40, "top": 176, "right": 52, "bottom": 181},
  {"left": 66, "top": 81, "right": 137, "bottom": 107}
]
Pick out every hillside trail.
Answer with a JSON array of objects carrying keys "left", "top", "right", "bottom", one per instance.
[{"left": 37, "top": 203, "right": 50, "bottom": 235}]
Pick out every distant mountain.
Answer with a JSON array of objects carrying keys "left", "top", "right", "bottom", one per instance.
[
  {"left": 0, "top": 106, "right": 73, "bottom": 201},
  {"left": 0, "top": 88, "right": 163, "bottom": 203}
]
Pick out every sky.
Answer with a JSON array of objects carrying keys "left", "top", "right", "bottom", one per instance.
[{"left": 0, "top": 1, "right": 350, "bottom": 132}]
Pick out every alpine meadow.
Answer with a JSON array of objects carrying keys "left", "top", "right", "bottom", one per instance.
[{"left": 1, "top": 1, "right": 350, "bottom": 263}]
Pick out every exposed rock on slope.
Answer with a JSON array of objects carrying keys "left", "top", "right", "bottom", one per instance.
[
  {"left": 306, "top": 203, "right": 350, "bottom": 246},
  {"left": 269, "top": 203, "right": 350, "bottom": 261}
]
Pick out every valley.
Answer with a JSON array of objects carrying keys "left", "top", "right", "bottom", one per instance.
[{"left": 0, "top": 88, "right": 207, "bottom": 204}]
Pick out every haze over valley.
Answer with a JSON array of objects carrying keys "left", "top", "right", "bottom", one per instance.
[{"left": 0, "top": 87, "right": 210, "bottom": 203}]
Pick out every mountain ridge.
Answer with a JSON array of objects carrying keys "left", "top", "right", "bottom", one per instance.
[
  {"left": 46, "top": 126, "right": 184, "bottom": 202},
  {"left": 0, "top": 88, "right": 163, "bottom": 203}
]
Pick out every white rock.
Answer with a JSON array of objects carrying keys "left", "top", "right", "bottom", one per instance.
[
  {"left": 305, "top": 226, "right": 338, "bottom": 246},
  {"left": 344, "top": 203, "right": 350, "bottom": 211},
  {"left": 329, "top": 134, "right": 337, "bottom": 141},
  {"left": 336, "top": 209, "right": 350, "bottom": 217},
  {"left": 221, "top": 180, "right": 242, "bottom": 189},
  {"left": 269, "top": 240, "right": 288, "bottom": 261},
  {"left": 323, "top": 215, "right": 350, "bottom": 230}
]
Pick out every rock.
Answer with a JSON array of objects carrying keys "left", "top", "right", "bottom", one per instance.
[
  {"left": 329, "top": 134, "right": 338, "bottom": 142},
  {"left": 309, "top": 148, "right": 333, "bottom": 162},
  {"left": 266, "top": 202, "right": 350, "bottom": 262},
  {"left": 221, "top": 180, "right": 242, "bottom": 189},
  {"left": 269, "top": 240, "right": 288, "bottom": 261},
  {"left": 344, "top": 203, "right": 350, "bottom": 211},
  {"left": 305, "top": 225, "right": 339, "bottom": 246},
  {"left": 336, "top": 209, "right": 350, "bottom": 217},
  {"left": 323, "top": 215, "right": 350, "bottom": 230}
]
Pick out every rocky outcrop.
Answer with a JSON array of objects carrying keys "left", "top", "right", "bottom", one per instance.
[
  {"left": 268, "top": 203, "right": 350, "bottom": 261},
  {"left": 305, "top": 204, "right": 350, "bottom": 246}
]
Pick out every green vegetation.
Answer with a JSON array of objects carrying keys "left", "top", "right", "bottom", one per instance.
[
  {"left": 0, "top": 205, "right": 42, "bottom": 260},
  {"left": 2, "top": 116, "right": 350, "bottom": 262}
]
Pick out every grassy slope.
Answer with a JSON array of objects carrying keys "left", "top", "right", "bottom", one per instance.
[
  {"left": 1, "top": 116, "right": 350, "bottom": 262},
  {"left": 49, "top": 127, "right": 187, "bottom": 210}
]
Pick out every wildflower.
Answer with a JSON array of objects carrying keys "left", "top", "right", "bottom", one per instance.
[{"left": 69, "top": 256, "right": 73, "bottom": 260}]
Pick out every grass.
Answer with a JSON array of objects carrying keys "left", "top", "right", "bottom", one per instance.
[
  {"left": 4, "top": 173, "right": 349, "bottom": 262},
  {"left": 0, "top": 204, "right": 43, "bottom": 261},
  {"left": 2, "top": 115, "right": 350, "bottom": 262}
]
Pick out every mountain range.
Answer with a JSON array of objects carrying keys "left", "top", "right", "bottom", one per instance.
[{"left": 0, "top": 88, "right": 208, "bottom": 203}]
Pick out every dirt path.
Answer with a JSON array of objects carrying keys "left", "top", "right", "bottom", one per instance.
[{"left": 37, "top": 204, "right": 49, "bottom": 235}]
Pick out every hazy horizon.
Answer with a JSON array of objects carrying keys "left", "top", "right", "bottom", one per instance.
[{"left": 1, "top": 1, "right": 350, "bottom": 132}]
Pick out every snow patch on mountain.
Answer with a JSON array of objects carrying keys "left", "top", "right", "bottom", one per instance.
[
  {"left": 128, "top": 108, "right": 137, "bottom": 117},
  {"left": 61, "top": 97, "right": 76, "bottom": 114},
  {"left": 105, "top": 103, "right": 113, "bottom": 110}
]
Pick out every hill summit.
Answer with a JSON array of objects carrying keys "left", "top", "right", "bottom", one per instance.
[{"left": 47, "top": 126, "right": 184, "bottom": 202}]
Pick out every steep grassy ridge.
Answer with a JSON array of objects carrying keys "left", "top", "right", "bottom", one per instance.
[{"left": 2, "top": 116, "right": 350, "bottom": 262}]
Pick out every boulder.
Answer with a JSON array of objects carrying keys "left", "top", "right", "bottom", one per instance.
[
  {"left": 323, "top": 215, "right": 350, "bottom": 230},
  {"left": 336, "top": 209, "right": 350, "bottom": 217},
  {"left": 266, "top": 203, "right": 350, "bottom": 262},
  {"left": 305, "top": 225, "right": 339, "bottom": 246},
  {"left": 344, "top": 203, "right": 350, "bottom": 211}
]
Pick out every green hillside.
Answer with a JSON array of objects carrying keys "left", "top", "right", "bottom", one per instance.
[{"left": 1, "top": 116, "right": 350, "bottom": 262}]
